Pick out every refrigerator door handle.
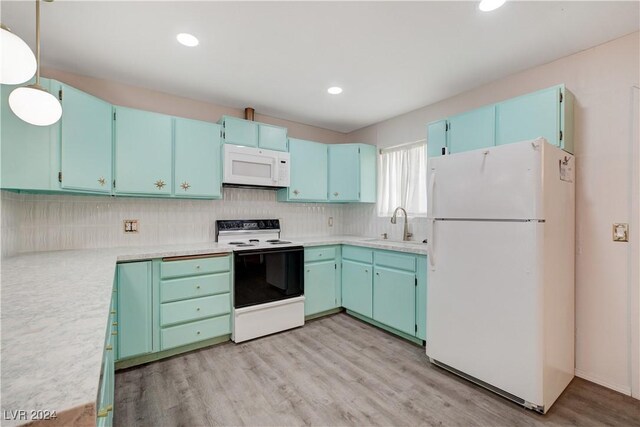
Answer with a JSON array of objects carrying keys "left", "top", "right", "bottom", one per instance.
[
  {"left": 428, "top": 170, "right": 436, "bottom": 217},
  {"left": 427, "top": 219, "right": 435, "bottom": 268}
]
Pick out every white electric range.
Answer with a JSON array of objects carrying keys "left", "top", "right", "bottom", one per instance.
[{"left": 215, "top": 219, "right": 305, "bottom": 342}]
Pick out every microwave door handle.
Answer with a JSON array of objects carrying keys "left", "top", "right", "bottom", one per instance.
[{"left": 273, "top": 158, "right": 279, "bottom": 183}]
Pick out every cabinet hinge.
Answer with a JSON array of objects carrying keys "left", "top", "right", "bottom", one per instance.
[
  {"left": 358, "top": 147, "right": 361, "bottom": 153},
  {"left": 415, "top": 324, "right": 418, "bottom": 332},
  {"left": 58, "top": 171, "right": 62, "bottom": 183},
  {"left": 445, "top": 122, "right": 449, "bottom": 131},
  {"left": 113, "top": 180, "right": 116, "bottom": 189},
  {"left": 335, "top": 263, "right": 337, "bottom": 270},
  {"left": 559, "top": 130, "right": 563, "bottom": 141},
  {"left": 559, "top": 92, "right": 563, "bottom": 103},
  {"left": 58, "top": 89, "right": 62, "bottom": 101},
  {"left": 415, "top": 277, "right": 417, "bottom": 287},
  {"left": 113, "top": 111, "right": 116, "bottom": 120}
]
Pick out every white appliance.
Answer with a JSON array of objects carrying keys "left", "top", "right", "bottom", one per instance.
[
  {"left": 425, "top": 138, "right": 575, "bottom": 413},
  {"left": 223, "top": 145, "right": 290, "bottom": 188},
  {"left": 216, "top": 219, "right": 304, "bottom": 343}
]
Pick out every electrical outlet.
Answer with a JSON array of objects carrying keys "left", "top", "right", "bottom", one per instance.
[
  {"left": 328, "top": 217, "right": 334, "bottom": 227},
  {"left": 123, "top": 219, "right": 139, "bottom": 233},
  {"left": 612, "top": 223, "right": 629, "bottom": 242}
]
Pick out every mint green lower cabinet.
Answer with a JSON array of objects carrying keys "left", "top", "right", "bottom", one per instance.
[
  {"left": 114, "top": 106, "right": 172, "bottom": 196},
  {"left": 448, "top": 105, "right": 495, "bottom": 154},
  {"left": 427, "top": 120, "right": 448, "bottom": 158},
  {"left": 1, "top": 78, "right": 60, "bottom": 191},
  {"left": 160, "top": 294, "right": 230, "bottom": 327},
  {"left": 305, "top": 261, "right": 338, "bottom": 316},
  {"left": 373, "top": 267, "right": 416, "bottom": 335},
  {"left": 174, "top": 118, "right": 222, "bottom": 198},
  {"left": 117, "top": 262, "right": 153, "bottom": 359},
  {"left": 341, "top": 260, "right": 373, "bottom": 317},
  {"left": 258, "top": 123, "right": 288, "bottom": 151},
  {"left": 416, "top": 256, "right": 427, "bottom": 341},
  {"left": 97, "top": 293, "right": 116, "bottom": 426},
  {"left": 58, "top": 82, "right": 112, "bottom": 194},
  {"left": 160, "top": 315, "right": 230, "bottom": 350}
]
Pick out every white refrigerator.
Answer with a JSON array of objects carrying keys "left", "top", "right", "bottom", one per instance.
[{"left": 425, "top": 138, "right": 575, "bottom": 413}]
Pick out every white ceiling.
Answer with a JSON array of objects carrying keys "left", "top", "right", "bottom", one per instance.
[{"left": 1, "top": 1, "right": 638, "bottom": 132}]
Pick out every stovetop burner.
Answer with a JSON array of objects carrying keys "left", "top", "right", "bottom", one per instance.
[
  {"left": 229, "top": 241, "right": 245, "bottom": 245},
  {"left": 235, "top": 243, "right": 256, "bottom": 247},
  {"left": 269, "top": 240, "right": 292, "bottom": 245}
]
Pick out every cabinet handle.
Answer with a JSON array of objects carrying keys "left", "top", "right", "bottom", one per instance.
[
  {"left": 376, "top": 272, "right": 380, "bottom": 276},
  {"left": 110, "top": 310, "right": 116, "bottom": 315},
  {"left": 307, "top": 269, "right": 311, "bottom": 273},
  {"left": 98, "top": 177, "right": 106, "bottom": 186},
  {"left": 111, "top": 331, "right": 118, "bottom": 336},
  {"left": 333, "top": 192, "right": 339, "bottom": 197},
  {"left": 196, "top": 265, "right": 201, "bottom": 269},
  {"left": 293, "top": 189, "right": 300, "bottom": 195},
  {"left": 154, "top": 179, "right": 166, "bottom": 190},
  {"left": 112, "top": 321, "right": 118, "bottom": 326},
  {"left": 180, "top": 182, "right": 191, "bottom": 191},
  {"left": 196, "top": 307, "right": 200, "bottom": 311},
  {"left": 196, "top": 285, "right": 201, "bottom": 289},
  {"left": 365, "top": 269, "right": 369, "bottom": 273},
  {"left": 105, "top": 345, "right": 113, "bottom": 351},
  {"left": 197, "top": 331, "right": 201, "bottom": 335},
  {"left": 97, "top": 405, "right": 113, "bottom": 417}
]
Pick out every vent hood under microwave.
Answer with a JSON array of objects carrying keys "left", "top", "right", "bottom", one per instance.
[{"left": 223, "top": 145, "right": 290, "bottom": 188}]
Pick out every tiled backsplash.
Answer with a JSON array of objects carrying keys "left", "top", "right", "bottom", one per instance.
[{"left": 1, "top": 189, "right": 428, "bottom": 257}]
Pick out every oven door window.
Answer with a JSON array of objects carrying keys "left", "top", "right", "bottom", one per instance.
[{"left": 234, "top": 248, "right": 303, "bottom": 308}]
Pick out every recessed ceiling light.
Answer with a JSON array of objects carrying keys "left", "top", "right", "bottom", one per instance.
[
  {"left": 478, "top": 0, "right": 506, "bottom": 12},
  {"left": 176, "top": 33, "right": 199, "bottom": 47},
  {"left": 327, "top": 86, "right": 343, "bottom": 95}
]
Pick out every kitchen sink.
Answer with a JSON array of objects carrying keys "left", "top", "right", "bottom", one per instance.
[{"left": 363, "top": 238, "right": 426, "bottom": 245}]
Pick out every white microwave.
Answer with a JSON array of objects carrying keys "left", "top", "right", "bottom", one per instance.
[{"left": 223, "top": 145, "right": 290, "bottom": 188}]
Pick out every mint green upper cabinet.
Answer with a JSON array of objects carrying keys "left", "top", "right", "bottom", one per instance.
[
  {"left": 358, "top": 144, "right": 377, "bottom": 203},
  {"left": 447, "top": 105, "right": 495, "bottom": 154},
  {"left": 328, "top": 144, "right": 360, "bottom": 202},
  {"left": 496, "top": 85, "right": 573, "bottom": 153},
  {"left": 174, "top": 118, "right": 222, "bottom": 198},
  {"left": 114, "top": 107, "right": 172, "bottom": 195},
  {"left": 373, "top": 266, "right": 416, "bottom": 335},
  {"left": 117, "top": 261, "right": 153, "bottom": 360},
  {"left": 258, "top": 124, "right": 287, "bottom": 151},
  {"left": 341, "top": 260, "right": 373, "bottom": 317},
  {"left": 58, "top": 83, "right": 112, "bottom": 193},
  {"left": 304, "top": 261, "right": 338, "bottom": 316},
  {"left": 1, "top": 78, "right": 59, "bottom": 191},
  {"left": 220, "top": 116, "right": 258, "bottom": 147},
  {"left": 427, "top": 120, "right": 448, "bottom": 158},
  {"left": 282, "top": 138, "right": 328, "bottom": 201}
]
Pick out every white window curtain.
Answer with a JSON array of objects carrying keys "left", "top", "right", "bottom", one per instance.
[{"left": 377, "top": 142, "right": 428, "bottom": 217}]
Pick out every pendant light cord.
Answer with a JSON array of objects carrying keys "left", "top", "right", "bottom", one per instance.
[{"left": 35, "top": 0, "right": 40, "bottom": 85}]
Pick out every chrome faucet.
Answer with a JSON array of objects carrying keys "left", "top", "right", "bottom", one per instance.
[{"left": 391, "top": 207, "right": 412, "bottom": 241}]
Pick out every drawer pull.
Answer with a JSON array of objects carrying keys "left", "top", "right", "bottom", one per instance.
[
  {"left": 110, "top": 310, "right": 116, "bottom": 314},
  {"left": 105, "top": 345, "right": 113, "bottom": 351},
  {"left": 97, "top": 405, "right": 113, "bottom": 417},
  {"left": 112, "top": 321, "right": 118, "bottom": 326},
  {"left": 197, "top": 331, "right": 201, "bottom": 335},
  {"left": 196, "top": 285, "right": 201, "bottom": 289},
  {"left": 365, "top": 269, "right": 369, "bottom": 273},
  {"left": 196, "top": 265, "right": 201, "bottom": 269},
  {"left": 196, "top": 307, "right": 200, "bottom": 311},
  {"left": 111, "top": 331, "right": 118, "bottom": 336}
]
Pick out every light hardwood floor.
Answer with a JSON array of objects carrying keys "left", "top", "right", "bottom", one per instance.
[{"left": 115, "top": 313, "right": 640, "bottom": 426}]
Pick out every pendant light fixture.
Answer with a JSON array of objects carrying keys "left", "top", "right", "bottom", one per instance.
[
  {"left": 0, "top": 24, "right": 37, "bottom": 84},
  {"left": 8, "top": 0, "right": 61, "bottom": 126}
]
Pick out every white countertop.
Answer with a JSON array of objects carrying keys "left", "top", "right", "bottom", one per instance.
[{"left": 0, "top": 236, "right": 426, "bottom": 424}]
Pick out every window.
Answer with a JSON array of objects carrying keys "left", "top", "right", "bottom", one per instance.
[{"left": 377, "top": 142, "right": 428, "bottom": 217}]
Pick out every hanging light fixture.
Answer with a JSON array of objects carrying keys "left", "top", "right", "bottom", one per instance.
[
  {"left": 8, "top": 0, "right": 61, "bottom": 126},
  {"left": 0, "top": 24, "right": 37, "bottom": 84}
]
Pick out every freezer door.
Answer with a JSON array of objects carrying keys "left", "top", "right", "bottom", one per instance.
[
  {"left": 427, "top": 139, "right": 543, "bottom": 220},
  {"left": 426, "top": 220, "right": 544, "bottom": 406}
]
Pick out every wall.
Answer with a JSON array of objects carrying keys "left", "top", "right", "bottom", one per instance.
[
  {"left": 41, "top": 67, "right": 349, "bottom": 145},
  {"left": 0, "top": 188, "right": 345, "bottom": 256},
  {"left": 349, "top": 32, "right": 640, "bottom": 396}
]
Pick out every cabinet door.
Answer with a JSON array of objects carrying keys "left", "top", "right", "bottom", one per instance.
[
  {"left": 114, "top": 107, "right": 172, "bottom": 195},
  {"left": 59, "top": 83, "right": 112, "bottom": 193},
  {"left": 223, "top": 116, "right": 258, "bottom": 147},
  {"left": 1, "top": 78, "right": 59, "bottom": 191},
  {"left": 328, "top": 144, "right": 360, "bottom": 202},
  {"left": 258, "top": 124, "right": 287, "bottom": 151},
  {"left": 341, "top": 260, "right": 373, "bottom": 317},
  {"left": 373, "top": 266, "right": 416, "bottom": 335},
  {"left": 305, "top": 261, "right": 337, "bottom": 316},
  {"left": 174, "top": 118, "right": 222, "bottom": 198},
  {"left": 495, "top": 86, "right": 560, "bottom": 148},
  {"left": 416, "top": 256, "right": 427, "bottom": 341},
  {"left": 288, "top": 138, "right": 328, "bottom": 201},
  {"left": 427, "top": 120, "right": 448, "bottom": 158},
  {"left": 448, "top": 105, "right": 495, "bottom": 154},
  {"left": 117, "top": 262, "right": 153, "bottom": 359}
]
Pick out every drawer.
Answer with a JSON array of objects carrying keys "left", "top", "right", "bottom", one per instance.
[
  {"left": 342, "top": 245, "right": 373, "bottom": 264},
  {"left": 375, "top": 251, "right": 416, "bottom": 272},
  {"left": 161, "top": 294, "right": 230, "bottom": 327},
  {"left": 304, "top": 246, "right": 337, "bottom": 262},
  {"left": 160, "top": 254, "right": 230, "bottom": 279},
  {"left": 160, "top": 272, "right": 231, "bottom": 303},
  {"left": 161, "top": 315, "right": 230, "bottom": 350}
]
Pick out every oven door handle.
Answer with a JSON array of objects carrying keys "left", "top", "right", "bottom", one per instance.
[{"left": 235, "top": 248, "right": 303, "bottom": 257}]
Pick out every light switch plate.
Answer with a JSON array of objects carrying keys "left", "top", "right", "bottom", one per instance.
[
  {"left": 124, "top": 219, "right": 139, "bottom": 233},
  {"left": 612, "top": 223, "right": 629, "bottom": 242}
]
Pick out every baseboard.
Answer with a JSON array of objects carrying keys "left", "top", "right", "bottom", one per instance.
[
  {"left": 346, "top": 310, "right": 424, "bottom": 346},
  {"left": 575, "top": 369, "right": 632, "bottom": 396},
  {"left": 305, "top": 307, "right": 343, "bottom": 321}
]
